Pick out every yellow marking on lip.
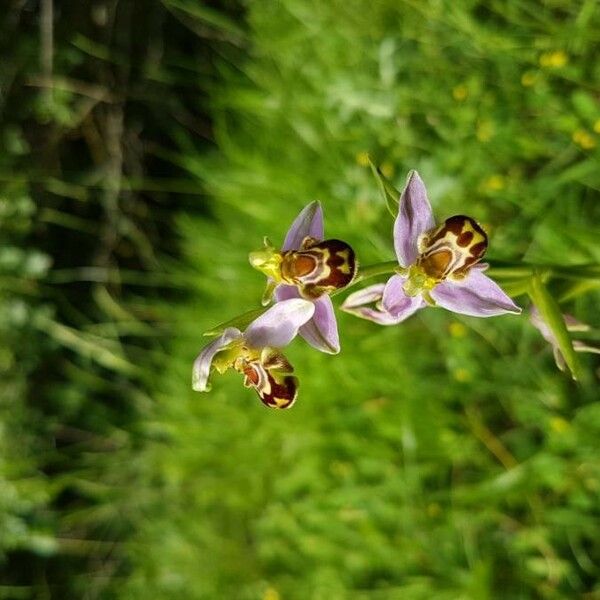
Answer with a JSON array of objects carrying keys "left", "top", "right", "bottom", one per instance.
[{"left": 336, "top": 249, "right": 352, "bottom": 274}]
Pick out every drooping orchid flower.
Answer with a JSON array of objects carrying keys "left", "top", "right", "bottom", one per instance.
[
  {"left": 248, "top": 202, "right": 356, "bottom": 354},
  {"left": 342, "top": 171, "right": 521, "bottom": 323},
  {"left": 192, "top": 299, "right": 315, "bottom": 408},
  {"left": 530, "top": 305, "right": 600, "bottom": 373}
]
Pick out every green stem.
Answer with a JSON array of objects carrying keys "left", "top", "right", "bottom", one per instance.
[
  {"left": 204, "top": 260, "right": 600, "bottom": 337},
  {"left": 331, "top": 261, "right": 398, "bottom": 297},
  {"left": 528, "top": 272, "right": 583, "bottom": 381},
  {"left": 487, "top": 261, "right": 600, "bottom": 281},
  {"left": 336, "top": 260, "right": 600, "bottom": 296},
  {"left": 353, "top": 261, "right": 400, "bottom": 284}
]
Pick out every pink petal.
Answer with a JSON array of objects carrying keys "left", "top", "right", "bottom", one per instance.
[
  {"left": 573, "top": 341, "right": 600, "bottom": 355},
  {"left": 282, "top": 201, "right": 324, "bottom": 251},
  {"left": 530, "top": 306, "right": 599, "bottom": 371},
  {"left": 394, "top": 171, "right": 435, "bottom": 267},
  {"left": 301, "top": 295, "right": 340, "bottom": 354},
  {"left": 342, "top": 284, "right": 408, "bottom": 325},
  {"left": 431, "top": 270, "right": 521, "bottom": 317},
  {"left": 276, "top": 285, "right": 340, "bottom": 354},
  {"left": 530, "top": 305, "right": 555, "bottom": 345},
  {"left": 244, "top": 298, "right": 315, "bottom": 349},
  {"left": 192, "top": 327, "right": 243, "bottom": 392},
  {"left": 531, "top": 305, "right": 591, "bottom": 341},
  {"left": 531, "top": 306, "right": 565, "bottom": 370},
  {"left": 343, "top": 284, "right": 386, "bottom": 308},
  {"left": 563, "top": 314, "right": 590, "bottom": 332},
  {"left": 381, "top": 274, "right": 425, "bottom": 322}
]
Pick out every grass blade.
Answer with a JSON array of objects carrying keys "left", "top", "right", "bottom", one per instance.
[
  {"left": 528, "top": 272, "right": 583, "bottom": 381},
  {"left": 368, "top": 157, "right": 400, "bottom": 217}
]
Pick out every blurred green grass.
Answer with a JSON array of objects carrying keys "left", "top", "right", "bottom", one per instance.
[
  {"left": 119, "top": 2, "right": 600, "bottom": 599},
  {"left": 1, "top": 1, "right": 600, "bottom": 599}
]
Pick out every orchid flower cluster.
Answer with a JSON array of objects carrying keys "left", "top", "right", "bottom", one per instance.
[{"left": 193, "top": 169, "right": 596, "bottom": 407}]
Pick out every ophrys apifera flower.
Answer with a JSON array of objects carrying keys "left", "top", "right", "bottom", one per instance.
[
  {"left": 342, "top": 171, "right": 521, "bottom": 323},
  {"left": 249, "top": 202, "right": 357, "bottom": 354},
  {"left": 192, "top": 299, "right": 314, "bottom": 408}
]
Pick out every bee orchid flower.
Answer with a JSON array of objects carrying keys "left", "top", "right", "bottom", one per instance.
[
  {"left": 192, "top": 299, "right": 315, "bottom": 409},
  {"left": 249, "top": 202, "right": 356, "bottom": 354},
  {"left": 342, "top": 171, "right": 521, "bottom": 324}
]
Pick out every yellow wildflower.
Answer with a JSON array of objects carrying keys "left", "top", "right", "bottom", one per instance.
[
  {"left": 521, "top": 71, "right": 537, "bottom": 87},
  {"left": 449, "top": 322, "right": 467, "bottom": 338},
  {"left": 476, "top": 120, "right": 494, "bottom": 142},
  {"left": 572, "top": 129, "right": 596, "bottom": 150},
  {"left": 539, "top": 51, "right": 568, "bottom": 68},
  {"left": 549, "top": 417, "right": 569, "bottom": 434},
  {"left": 483, "top": 174, "right": 505, "bottom": 192},
  {"left": 453, "top": 368, "right": 472, "bottom": 382},
  {"left": 355, "top": 151, "right": 370, "bottom": 167},
  {"left": 380, "top": 161, "right": 394, "bottom": 178},
  {"left": 263, "top": 588, "right": 280, "bottom": 600},
  {"left": 452, "top": 84, "right": 468, "bottom": 101}
]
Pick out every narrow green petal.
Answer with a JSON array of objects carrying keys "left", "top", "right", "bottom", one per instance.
[{"left": 368, "top": 157, "right": 400, "bottom": 217}]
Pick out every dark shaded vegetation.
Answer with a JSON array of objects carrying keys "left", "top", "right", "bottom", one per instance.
[{"left": 0, "top": 1, "right": 240, "bottom": 596}]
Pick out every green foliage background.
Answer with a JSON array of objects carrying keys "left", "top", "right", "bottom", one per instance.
[{"left": 1, "top": 1, "right": 599, "bottom": 598}]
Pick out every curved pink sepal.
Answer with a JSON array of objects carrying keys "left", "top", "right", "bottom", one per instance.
[
  {"left": 282, "top": 201, "right": 324, "bottom": 251},
  {"left": 275, "top": 285, "right": 340, "bottom": 354},
  {"left": 393, "top": 171, "right": 435, "bottom": 267},
  {"left": 382, "top": 274, "right": 425, "bottom": 322},
  {"left": 244, "top": 298, "right": 315, "bottom": 349},
  {"left": 431, "top": 270, "right": 521, "bottom": 317},
  {"left": 192, "top": 327, "right": 243, "bottom": 392},
  {"left": 342, "top": 284, "right": 411, "bottom": 325}
]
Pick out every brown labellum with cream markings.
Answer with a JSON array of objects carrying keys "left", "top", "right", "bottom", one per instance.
[
  {"left": 279, "top": 236, "right": 357, "bottom": 299},
  {"left": 417, "top": 215, "right": 488, "bottom": 281},
  {"left": 237, "top": 348, "right": 298, "bottom": 409}
]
